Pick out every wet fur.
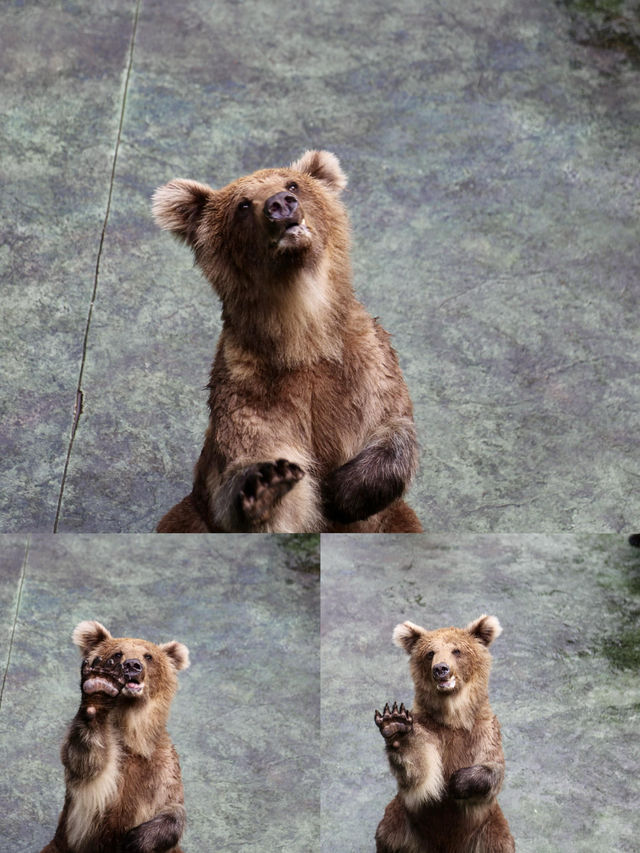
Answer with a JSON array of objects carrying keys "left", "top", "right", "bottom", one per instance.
[
  {"left": 40, "top": 621, "right": 189, "bottom": 853},
  {"left": 153, "top": 150, "right": 422, "bottom": 533},
  {"left": 375, "top": 616, "right": 515, "bottom": 853}
]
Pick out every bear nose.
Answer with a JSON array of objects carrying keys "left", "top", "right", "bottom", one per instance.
[
  {"left": 123, "top": 658, "right": 143, "bottom": 676},
  {"left": 264, "top": 191, "right": 298, "bottom": 222},
  {"left": 433, "top": 663, "right": 450, "bottom": 680}
]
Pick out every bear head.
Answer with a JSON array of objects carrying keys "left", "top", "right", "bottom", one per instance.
[
  {"left": 73, "top": 620, "right": 190, "bottom": 707},
  {"left": 392, "top": 614, "right": 502, "bottom": 729},
  {"left": 152, "top": 150, "right": 349, "bottom": 307}
]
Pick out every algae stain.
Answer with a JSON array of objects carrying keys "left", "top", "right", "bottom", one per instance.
[
  {"left": 599, "top": 625, "right": 640, "bottom": 670},
  {"left": 276, "top": 534, "right": 320, "bottom": 575},
  {"left": 560, "top": 0, "right": 640, "bottom": 66}
]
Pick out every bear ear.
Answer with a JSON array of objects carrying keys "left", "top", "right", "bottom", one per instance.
[
  {"left": 290, "top": 150, "right": 347, "bottom": 194},
  {"left": 159, "top": 641, "right": 190, "bottom": 672},
  {"left": 465, "top": 614, "right": 502, "bottom": 647},
  {"left": 152, "top": 179, "right": 214, "bottom": 247},
  {"left": 392, "top": 621, "right": 426, "bottom": 654},
  {"left": 72, "top": 620, "right": 112, "bottom": 655}
]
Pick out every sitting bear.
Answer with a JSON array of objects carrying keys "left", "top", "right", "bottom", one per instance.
[
  {"left": 374, "top": 614, "right": 515, "bottom": 853},
  {"left": 40, "top": 621, "right": 190, "bottom": 853},
  {"left": 152, "top": 149, "right": 422, "bottom": 533}
]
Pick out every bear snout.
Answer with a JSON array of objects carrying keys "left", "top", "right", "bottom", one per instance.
[
  {"left": 433, "top": 663, "right": 450, "bottom": 680},
  {"left": 123, "top": 658, "right": 143, "bottom": 679},
  {"left": 121, "top": 658, "right": 146, "bottom": 697},
  {"left": 263, "top": 191, "right": 299, "bottom": 224}
]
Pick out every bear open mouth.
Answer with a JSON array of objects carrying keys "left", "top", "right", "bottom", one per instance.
[
  {"left": 435, "top": 676, "right": 457, "bottom": 692},
  {"left": 274, "top": 219, "right": 311, "bottom": 251},
  {"left": 122, "top": 677, "right": 145, "bottom": 697}
]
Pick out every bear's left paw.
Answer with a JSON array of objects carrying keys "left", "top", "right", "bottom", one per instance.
[
  {"left": 122, "top": 813, "right": 182, "bottom": 853},
  {"left": 374, "top": 702, "right": 413, "bottom": 747},
  {"left": 449, "top": 765, "right": 493, "bottom": 799},
  {"left": 237, "top": 459, "right": 304, "bottom": 524}
]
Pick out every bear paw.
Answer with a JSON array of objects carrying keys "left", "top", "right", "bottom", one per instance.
[
  {"left": 81, "top": 655, "right": 126, "bottom": 700},
  {"left": 449, "top": 765, "right": 493, "bottom": 800},
  {"left": 374, "top": 702, "right": 413, "bottom": 746},
  {"left": 237, "top": 459, "right": 304, "bottom": 525}
]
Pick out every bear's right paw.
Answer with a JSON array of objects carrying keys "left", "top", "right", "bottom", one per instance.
[
  {"left": 80, "top": 656, "right": 126, "bottom": 706},
  {"left": 237, "top": 459, "right": 304, "bottom": 525},
  {"left": 374, "top": 702, "right": 413, "bottom": 746}
]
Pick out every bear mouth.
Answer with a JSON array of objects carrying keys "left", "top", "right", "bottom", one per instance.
[
  {"left": 122, "top": 678, "right": 144, "bottom": 697},
  {"left": 435, "top": 676, "right": 457, "bottom": 693},
  {"left": 273, "top": 219, "right": 312, "bottom": 251}
]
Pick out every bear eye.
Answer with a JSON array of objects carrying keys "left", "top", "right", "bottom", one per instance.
[
  {"left": 452, "top": 649, "right": 461, "bottom": 657},
  {"left": 144, "top": 653, "right": 153, "bottom": 661},
  {"left": 113, "top": 652, "right": 123, "bottom": 661},
  {"left": 286, "top": 182, "right": 298, "bottom": 192},
  {"left": 237, "top": 199, "right": 251, "bottom": 211},
  {"left": 425, "top": 650, "right": 435, "bottom": 660}
]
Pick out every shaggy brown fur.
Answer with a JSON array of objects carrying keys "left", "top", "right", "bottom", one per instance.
[
  {"left": 41, "top": 621, "right": 189, "bottom": 853},
  {"left": 153, "top": 150, "right": 422, "bottom": 533},
  {"left": 374, "top": 615, "right": 515, "bottom": 853}
]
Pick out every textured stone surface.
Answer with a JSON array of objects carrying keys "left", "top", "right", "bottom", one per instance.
[
  {"left": 321, "top": 534, "right": 640, "bottom": 853},
  {"left": 1, "top": 0, "right": 639, "bottom": 532},
  {"left": 0, "top": 534, "right": 320, "bottom": 852}
]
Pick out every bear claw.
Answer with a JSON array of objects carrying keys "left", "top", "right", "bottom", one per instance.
[
  {"left": 238, "top": 459, "right": 304, "bottom": 523},
  {"left": 374, "top": 702, "right": 413, "bottom": 742}
]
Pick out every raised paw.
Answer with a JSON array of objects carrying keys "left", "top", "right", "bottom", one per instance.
[
  {"left": 237, "top": 459, "right": 304, "bottom": 525},
  {"left": 80, "top": 655, "right": 126, "bottom": 699},
  {"left": 374, "top": 702, "right": 413, "bottom": 746}
]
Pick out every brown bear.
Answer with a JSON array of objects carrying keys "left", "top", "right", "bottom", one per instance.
[
  {"left": 152, "top": 149, "right": 422, "bottom": 533},
  {"left": 374, "top": 615, "right": 515, "bottom": 853},
  {"left": 40, "top": 621, "right": 190, "bottom": 853}
]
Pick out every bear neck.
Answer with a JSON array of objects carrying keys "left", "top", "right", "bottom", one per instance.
[
  {"left": 220, "top": 255, "right": 355, "bottom": 368},
  {"left": 114, "top": 697, "right": 170, "bottom": 758},
  {"left": 413, "top": 685, "right": 492, "bottom": 731}
]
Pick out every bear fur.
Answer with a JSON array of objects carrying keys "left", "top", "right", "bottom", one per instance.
[
  {"left": 152, "top": 150, "right": 422, "bottom": 533},
  {"left": 40, "top": 621, "right": 190, "bottom": 853},
  {"left": 374, "top": 615, "right": 515, "bottom": 853}
]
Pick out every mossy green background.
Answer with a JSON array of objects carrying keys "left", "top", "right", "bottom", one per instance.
[{"left": 1, "top": 0, "right": 639, "bottom": 532}]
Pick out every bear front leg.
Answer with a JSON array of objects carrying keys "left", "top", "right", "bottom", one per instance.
[
  {"left": 323, "top": 419, "right": 418, "bottom": 524},
  {"left": 63, "top": 657, "right": 124, "bottom": 781},
  {"left": 121, "top": 805, "right": 186, "bottom": 853},
  {"left": 449, "top": 716, "right": 506, "bottom": 803},
  {"left": 374, "top": 703, "right": 445, "bottom": 810}
]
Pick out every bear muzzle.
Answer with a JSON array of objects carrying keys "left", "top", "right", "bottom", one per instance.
[
  {"left": 121, "top": 657, "right": 146, "bottom": 697},
  {"left": 432, "top": 662, "right": 457, "bottom": 693},
  {"left": 263, "top": 191, "right": 311, "bottom": 250}
]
